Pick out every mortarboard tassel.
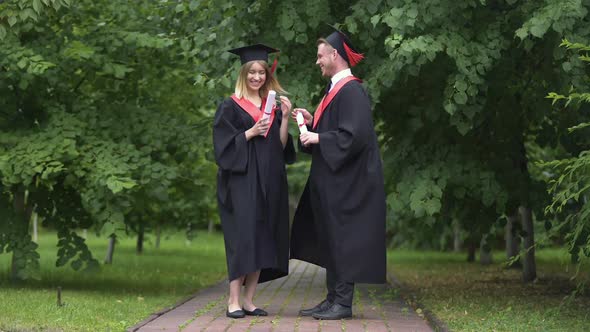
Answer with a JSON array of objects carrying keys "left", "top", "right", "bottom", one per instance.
[
  {"left": 343, "top": 42, "right": 364, "bottom": 67},
  {"left": 270, "top": 53, "right": 279, "bottom": 75}
]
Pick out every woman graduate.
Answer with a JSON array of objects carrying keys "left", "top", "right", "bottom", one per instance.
[{"left": 213, "top": 44, "right": 295, "bottom": 319}]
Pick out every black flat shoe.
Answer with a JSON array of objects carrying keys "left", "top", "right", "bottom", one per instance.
[
  {"left": 226, "top": 309, "right": 245, "bottom": 319},
  {"left": 243, "top": 308, "right": 268, "bottom": 316},
  {"left": 312, "top": 303, "right": 352, "bottom": 320},
  {"left": 299, "top": 299, "right": 333, "bottom": 316}
]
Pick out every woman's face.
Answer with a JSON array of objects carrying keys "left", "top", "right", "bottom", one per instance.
[{"left": 246, "top": 61, "right": 267, "bottom": 93}]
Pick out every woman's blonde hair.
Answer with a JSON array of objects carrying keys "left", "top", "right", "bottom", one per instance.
[{"left": 234, "top": 60, "right": 286, "bottom": 99}]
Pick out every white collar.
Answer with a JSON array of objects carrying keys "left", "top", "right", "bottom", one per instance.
[{"left": 330, "top": 68, "right": 352, "bottom": 91}]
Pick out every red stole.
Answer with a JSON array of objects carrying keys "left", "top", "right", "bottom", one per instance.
[
  {"left": 312, "top": 76, "right": 362, "bottom": 129},
  {"left": 230, "top": 95, "right": 276, "bottom": 137}
]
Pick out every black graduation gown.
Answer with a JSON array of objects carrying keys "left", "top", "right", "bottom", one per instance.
[
  {"left": 213, "top": 97, "right": 295, "bottom": 283},
  {"left": 290, "top": 80, "right": 386, "bottom": 284}
]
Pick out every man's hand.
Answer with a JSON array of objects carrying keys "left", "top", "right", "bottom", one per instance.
[
  {"left": 291, "top": 108, "right": 312, "bottom": 125},
  {"left": 300, "top": 131, "right": 319, "bottom": 146}
]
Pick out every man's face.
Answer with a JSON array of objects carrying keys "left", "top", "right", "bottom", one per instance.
[{"left": 316, "top": 43, "right": 336, "bottom": 77}]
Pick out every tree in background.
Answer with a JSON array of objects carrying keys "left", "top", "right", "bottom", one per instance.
[
  {"left": 545, "top": 39, "right": 590, "bottom": 292},
  {"left": 1, "top": 0, "right": 589, "bottom": 288},
  {"left": 0, "top": 0, "right": 216, "bottom": 279},
  {"left": 200, "top": 0, "right": 587, "bottom": 282},
  {"left": 337, "top": 0, "right": 589, "bottom": 281}
]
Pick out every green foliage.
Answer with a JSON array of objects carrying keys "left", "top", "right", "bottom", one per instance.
[
  {"left": 0, "top": 0, "right": 589, "bottom": 287},
  {"left": 515, "top": 0, "right": 587, "bottom": 40},
  {"left": 0, "top": 0, "right": 218, "bottom": 279},
  {"left": 544, "top": 40, "right": 590, "bottom": 285},
  {"left": 56, "top": 229, "right": 98, "bottom": 272},
  {"left": 332, "top": 0, "right": 590, "bottom": 252}
]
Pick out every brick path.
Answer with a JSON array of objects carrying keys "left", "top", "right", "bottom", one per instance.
[{"left": 128, "top": 260, "right": 433, "bottom": 332}]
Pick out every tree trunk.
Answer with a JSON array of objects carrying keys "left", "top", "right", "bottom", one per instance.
[
  {"left": 453, "top": 222, "right": 462, "bottom": 252},
  {"left": 104, "top": 235, "right": 116, "bottom": 264},
  {"left": 480, "top": 236, "right": 493, "bottom": 265},
  {"left": 11, "top": 189, "right": 33, "bottom": 280},
  {"left": 32, "top": 212, "right": 38, "bottom": 243},
  {"left": 155, "top": 222, "right": 161, "bottom": 249},
  {"left": 136, "top": 223, "right": 144, "bottom": 255},
  {"left": 208, "top": 218, "right": 214, "bottom": 234},
  {"left": 185, "top": 222, "right": 192, "bottom": 246},
  {"left": 505, "top": 213, "right": 521, "bottom": 268},
  {"left": 513, "top": 138, "right": 536, "bottom": 281},
  {"left": 206, "top": 209, "right": 214, "bottom": 234},
  {"left": 519, "top": 206, "right": 536, "bottom": 282},
  {"left": 467, "top": 241, "right": 476, "bottom": 262}
]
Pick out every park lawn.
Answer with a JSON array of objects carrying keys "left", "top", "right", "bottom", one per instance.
[
  {"left": 0, "top": 230, "right": 227, "bottom": 332},
  {"left": 389, "top": 249, "right": 590, "bottom": 332}
]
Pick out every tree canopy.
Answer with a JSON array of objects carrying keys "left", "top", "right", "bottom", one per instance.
[{"left": 0, "top": 0, "right": 589, "bottom": 287}]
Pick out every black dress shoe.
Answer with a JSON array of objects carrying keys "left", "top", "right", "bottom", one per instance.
[
  {"left": 299, "top": 299, "right": 333, "bottom": 316},
  {"left": 312, "top": 303, "right": 352, "bottom": 320},
  {"left": 243, "top": 308, "right": 268, "bottom": 316},
  {"left": 226, "top": 309, "right": 245, "bottom": 319}
]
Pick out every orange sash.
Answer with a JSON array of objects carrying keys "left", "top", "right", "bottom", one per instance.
[
  {"left": 312, "top": 76, "right": 361, "bottom": 129},
  {"left": 231, "top": 95, "right": 276, "bottom": 137}
]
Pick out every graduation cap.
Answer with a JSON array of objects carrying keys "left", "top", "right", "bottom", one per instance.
[
  {"left": 324, "top": 26, "right": 365, "bottom": 67},
  {"left": 228, "top": 43, "right": 280, "bottom": 73},
  {"left": 228, "top": 43, "right": 279, "bottom": 64}
]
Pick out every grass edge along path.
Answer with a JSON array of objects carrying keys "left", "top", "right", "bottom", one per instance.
[
  {"left": 388, "top": 249, "right": 590, "bottom": 332},
  {"left": 129, "top": 280, "right": 227, "bottom": 332},
  {"left": 388, "top": 272, "right": 450, "bottom": 332}
]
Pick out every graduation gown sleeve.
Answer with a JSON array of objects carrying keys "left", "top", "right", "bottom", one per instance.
[
  {"left": 213, "top": 99, "right": 249, "bottom": 172},
  {"left": 317, "top": 84, "right": 372, "bottom": 172},
  {"left": 284, "top": 134, "right": 296, "bottom": 163}
]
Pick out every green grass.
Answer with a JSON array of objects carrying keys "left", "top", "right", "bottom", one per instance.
[
  {"left": 4, "top": 232, "right": 588, "bottom": 332},
  {"left": 0, "top": 230, "right": 227, "bottom": 332},
  {"left": 389, "top": 249, "right": 590, "bottom": 332}
]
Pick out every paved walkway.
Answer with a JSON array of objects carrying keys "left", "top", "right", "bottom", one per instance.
[{"left": 129, "top": 260, "right": 433, "bottom": 332}]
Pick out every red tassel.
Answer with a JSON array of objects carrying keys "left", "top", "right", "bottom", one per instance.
[
  {"left": 270, "top": 53, "right": 279, "bottom": 75},
  {"left": 343, "top": 42, "right": 364, "bottom": 67}
]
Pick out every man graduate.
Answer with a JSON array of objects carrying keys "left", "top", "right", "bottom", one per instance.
[{"left": 290, "top": 28, "right": 387, "bottom": 320}]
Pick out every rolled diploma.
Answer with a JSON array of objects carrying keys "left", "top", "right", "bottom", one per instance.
[
  {"left": 296, "top": 111, "right": 308, "bottom": 134},
  {"left": 262, "top": 90, "right": 276, "bottom": 121}
]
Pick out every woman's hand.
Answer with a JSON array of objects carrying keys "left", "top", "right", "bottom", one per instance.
[
  {"left": 245, "top": 118, "right": 270, "bottom": 140},
  {"left": 291, "top": 108, "right": 312, "bottom": 125},
  {"left": 279, "top": 96, "right": 291, "bottom": 119}
]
